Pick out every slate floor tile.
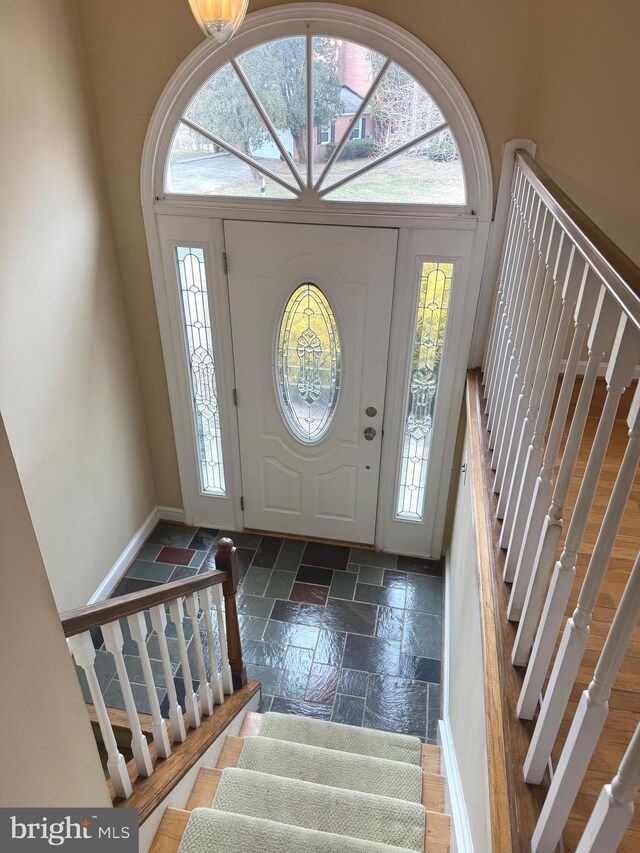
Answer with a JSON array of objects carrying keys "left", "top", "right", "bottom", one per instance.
[
  {"left": 264, "top": 570, "right": 295, "bottom": 600},
  {"left": 123, "top": 654, "right": 168, "bottom": 689},
  {"left": 169, "top": 565, "right": 199, "bottom": 582},
  {"left": 364, "top": 674, "right": 428, "bottom": 738},
  {"left": 243, "top": 640, "right": 287, "bottom": 668},
  {"left": 149, "top": 522, "right": 198, "bottom": 548},
  {"left": 270, "top": 600, "right": 300, "bottom": 622},
  {"left": 305, "top": 664, "right": 340, "bottom": 704},
  {"left": 128, "top": 559, "right": 176, "bottom": 583},
  {"left": 270, "top": 697, "right": 333, "bottom": 720},
  {"left": 189, "top": 550, "right": 208, "bottom": 569},
  {"left": 397, "top": 555, "right": 443, "bottom": 577},
  {"left": 330, "top": 572, "right": 357, "bottom": 600},
  {"left": 427, "top": 682, "right": 441, "bottom": 742},
  {"left": 403, "top": 612, "right": 442, "bottom": 659},
  {"left": 258, "top": 693, "right": 273, "bottom": 713},
  {"left": 322, "top": 599, "right": 377, "bottom": 636},
  {"left": 237, "top": 594, "right": 276, "bottom": 618},
  {"left": 296, "top": 604, "right": 325, "bottom": 627},
  {"left": 405, "top": 575, "right": 443, "bottom": 614},
  {"left": 273, "top": 539, "right": 306, "bottom": 572},
  {"left": 105, "top": 678, "right": 166, "bottom": 717},
  {"left": 277, "top": 647, "right": 314, "bottom": 698},
  {"left": 112, "top": 577, "right": 161, "bottom": 597},
  {"left": 342, "top": 634, "right": 401, "bottom": 677},
  {"left": 245, "top": 664, "right": 281, "bottom": 695},
  {"left": 354, "top": 582, "right": 406, "bottom": 609},
  {"left": 314, "top": 629, "right": 346, "bottom": 666},
  {"left": 289, "top": 583, "right": 328, "bottom": 606},
  {"left": 351, "top": 548, "right": 397, "bottom": 569},
  {"left": 296, "top": 565, "right": 334, "bottom": 586},
  {"left": 262, "top": 620, "right": 320, "bottom": 649},
  {"left": 375, "top": 607, "right": 404, "bottom": 642},
  {"left": 137, "top": 543, "right": 163, "bottom": 562},
  {"left": 332, "top": 694, "right": 365, "bottom": 726},
  {"left": 188, "top": 527, "right": 218, "bottom": 551},
  {"left": 337, "top": 668, "right": 369, "bottom": 697},
  {"left": 400, "top": 654, "right": 441, "bottom": 683},
  {"left": 157, "top": 546, "right": 195, "bottom": 566},
  {"left": 357, "top": 565, "right": 383, "bottom": 585},
  {"left": 302, "top": 542, "right": 350, "bottom": 571},
  {"left": 383, "top": 570, "right": 408, "bottom": 588},
  {"left": 251, "top": 536, "right": 284, "bottom": 569},
  {"left": 347, "top": 563, "right": 360, "bottom": 573},
  {"left": 241, "top": 567, "right": 272, "bottom": 597},
  {"left": 146, "top": 633, "right": 182, "bottom": 667},
  {"left": 216, "top": 530, "right": 263, "bottom": 549}
]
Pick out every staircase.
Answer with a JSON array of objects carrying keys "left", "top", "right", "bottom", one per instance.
[{"left": 150, "top": 712, "right": 451, "bottom": 853}]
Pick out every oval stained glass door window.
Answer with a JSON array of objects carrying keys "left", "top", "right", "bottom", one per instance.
[{"left": 277, "top": 283, "right": 341, "bottom": 443}]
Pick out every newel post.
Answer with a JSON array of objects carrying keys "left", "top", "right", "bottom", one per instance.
[{"left": 215, "top": 537, "right": 247, "bottom": 689}]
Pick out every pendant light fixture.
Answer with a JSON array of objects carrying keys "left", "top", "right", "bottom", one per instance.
[{"left": 187, "top": 0, "right": 249, "bottom": 45}]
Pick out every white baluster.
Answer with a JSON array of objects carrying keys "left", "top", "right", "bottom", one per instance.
[
  {"left": 489, "top": 194, "right": 543, "bottom": 451},
  {"left": 576, "top": 722, "right": 640, "bottom": 853},
  {"left": 200, "top": 586, "right": 225, "bottom": 704},
  {"left": 184, "top": 592, "right": 214, "bottom": 716},
  {"left": 498, "top": 237, "right": 576, "bottom": 544},
  {"left": 483, "top": 170, "right": 522, "bottom": 396},
  {"left": 513, "top": 290, "right": 620, "bottom": 687},
  {"left": 500, "top": 240, "right": 584, "bottom": 560},
  {"left": 211, "top": 583, "right": 233, "bottom": 694},
  {"left": 504, "top": 262, "right": 596, "bottom": 588},
  {"left": 524, "top": 374, "right": 640, "bottom": 783},
  {"left": 127, "top": 612, "right": 172, "bottom": 759},
  {"left": 487, "top": 182, "right": 536, "bottom": 429},
  {"left": 69, "top": 632, "right": 132, "bottom": 798},
  {"left": 102, "top": 621, "right": 154, "bottom": 778},
  {"left": 493, "top": 214, "right": 559, "bottom": 496},
  {"left": 531, "top": 552, "right": 640, "bottom": 852},
  {"left": 149, "top": 604, "right": 187, "bottom": 743},
  {"left": 485, "top": 171, "right": 528, "bottom": 408},
  {"left": 167, "top": 598, "right": 200, "bottom": 728}
]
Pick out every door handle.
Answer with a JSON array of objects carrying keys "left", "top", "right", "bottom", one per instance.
[{"left": 364, "top": 427, "right": 377, "bottom": 441}]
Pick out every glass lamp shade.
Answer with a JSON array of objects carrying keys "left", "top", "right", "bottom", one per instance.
[{"left": 188, "top": 0, "right": 249, "bottom": 44}]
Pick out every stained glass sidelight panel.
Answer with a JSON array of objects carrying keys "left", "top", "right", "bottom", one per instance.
[
  {"left": 396, "top": 261, "right": 454, "bottom": 520},
  {"left": 175, "top": 246, "right": 226, "bottom": 494},
  {"left": 277, "top": 283, "right": 341, "bottom": 443}
]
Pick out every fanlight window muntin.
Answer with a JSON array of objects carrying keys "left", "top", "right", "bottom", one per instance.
[
  {"left": 163, "top": 34, "right": 467, "bottom": 207},
  {"left": 276, "top": 283, "right": 341, "bottom": 444}
]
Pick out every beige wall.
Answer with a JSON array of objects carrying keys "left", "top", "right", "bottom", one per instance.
[
  {"left": 77, "top": 0, "right": 640, "bottom": 509},
  {"left": 445, "top": 410, "right": 491, "bottom": 850},
  {"left": 0, "top": 415, "right": 111, "bottom": 806},
  {"left": 0, "top": 0, "right": 156, "bottom": 610}
]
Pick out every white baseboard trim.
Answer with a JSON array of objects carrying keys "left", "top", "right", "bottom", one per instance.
[
  {"left": 157, "top": 505, "right": 186, "bottom": 522},
  {"left": 439, "top": 718, "right": 474, "bottom": 853},
  {"left": 87, "top": 507, "right": 161, "bottom": 603}
]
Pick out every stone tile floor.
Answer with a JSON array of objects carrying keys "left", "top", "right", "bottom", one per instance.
[{"left": 78, "top": 522, "right": 443, "bottom": 743}]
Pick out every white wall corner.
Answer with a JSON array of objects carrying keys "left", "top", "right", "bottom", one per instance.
[
  {"left": 158, "top": 505, "right": 187, "bottom": 522},
  {"left": 439, "top": 718, "right": 474, "bottom": 853},
  {"left": 87, "top": 507, "right": 160, "bottom": 603}
]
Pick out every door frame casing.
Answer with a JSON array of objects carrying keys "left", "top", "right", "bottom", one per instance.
[{"left": 141, "top": 3, "right": 494, "bottom": 556}]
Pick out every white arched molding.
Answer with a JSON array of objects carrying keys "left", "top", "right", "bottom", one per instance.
[{"left": 141, "top": 3, "right": 493, "bottom": 221}]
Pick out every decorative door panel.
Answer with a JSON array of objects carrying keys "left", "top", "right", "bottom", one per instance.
[{"left": 225, "top": 221, "right": 397, "bottom": 543}]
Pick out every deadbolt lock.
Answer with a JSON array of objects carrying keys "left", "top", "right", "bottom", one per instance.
[
  {"left": 364, "top": 427, "right": 377, "bottom": 441},
  {"left": 365, "top": 406, "right": 377, "bottom": 417}
]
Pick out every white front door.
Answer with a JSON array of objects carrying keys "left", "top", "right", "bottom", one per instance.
[{"left": 225, "top": 221, "right": 397, "bottom": 544}]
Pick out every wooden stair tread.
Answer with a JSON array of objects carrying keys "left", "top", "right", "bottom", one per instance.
[
  {"left": 113, "top": 681, "right": 260, "bottom": 824},
  {"left": 149, "top": 808, "right": 190, "bottom": 853},
  {"left": 186, "top": 768, "right": 223, "bottom": 810}
]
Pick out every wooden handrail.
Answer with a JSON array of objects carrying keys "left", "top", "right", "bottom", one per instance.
[
  {"left": 60, "top": 569, "right": 227, "bottom": 637},
  {"left": 516, "top": 150, "right": 640, "bottom": 326}
]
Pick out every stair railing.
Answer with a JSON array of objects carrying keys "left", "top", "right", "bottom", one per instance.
[
  {"left": 480, "top": 146, "right": 640, "bottom": 851},
  {"left": 59, "top": 536, "right": 246, "bottom": 800}
]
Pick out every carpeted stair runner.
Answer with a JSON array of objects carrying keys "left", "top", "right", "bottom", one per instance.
[
  {"left": 172, "top": 712, "right": 438, "bottom": 853},
  {"left": 213, "top": 767, "right": 426, "bottom": 851},
  {"left": 179, "top": 809, "right": 419, "bottom": 853},
  {"left": 237, "top": 735, "right": 423, "bottom": 802},
  {"left": 259, "top": 711, "right": 423, "bottom": 765}
]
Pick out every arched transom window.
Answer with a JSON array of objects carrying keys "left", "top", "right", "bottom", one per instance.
[{"left": 165, "top": 35, "right": 467, "bottom": 206}]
